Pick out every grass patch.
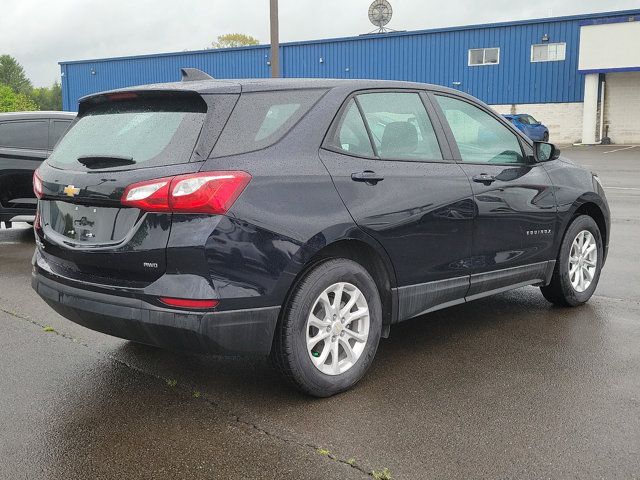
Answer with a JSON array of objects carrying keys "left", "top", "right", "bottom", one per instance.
[
  {"left": 371, "top": 468, "right": 392, "bottom": 480},
  {"left": 42, "top": 326, "right": 56, "bottom": 333},
  {"left": 193, "top": 390, "right": 201, "bottom": 398},
  {"left": 317, "top": 448, "right": 330, "bottom": 456},
  {"left": 166, "top": 378, "right": 177, "bottom": 387}
]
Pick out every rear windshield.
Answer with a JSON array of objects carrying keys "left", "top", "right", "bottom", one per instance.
[
  {"left": 47, "top": 95, "right": 206, "bottom": 170},
  {"left": 212, "top": 89, "right": 326, "bottom": 157}
]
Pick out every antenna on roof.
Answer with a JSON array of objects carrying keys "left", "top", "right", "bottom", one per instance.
[{"left": 180, "top": 68, "right": 214, "bottom": 82}]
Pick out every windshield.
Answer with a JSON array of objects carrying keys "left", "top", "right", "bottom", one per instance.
[{"left": 47, "top": 95, "right": 206, "bottom": 170}]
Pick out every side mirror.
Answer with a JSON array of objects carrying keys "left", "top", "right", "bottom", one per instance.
[{"left": 533, "top": 141, "right": 560, "bottom": 162}]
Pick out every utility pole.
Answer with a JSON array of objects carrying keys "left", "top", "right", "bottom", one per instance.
[{"left": 270, "top": 0, "right": 280, "bottom": 78}]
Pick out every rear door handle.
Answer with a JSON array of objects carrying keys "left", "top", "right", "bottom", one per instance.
[
  {"left": 472, "top": 173, "right": 496, "bottom": 185},
  {"left": 351, "top": 170, "right": 384, "bottom": 185}
]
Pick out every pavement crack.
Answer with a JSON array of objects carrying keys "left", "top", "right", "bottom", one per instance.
[{"left": 0, "top": 303, "right": 374, "bottom": 478}]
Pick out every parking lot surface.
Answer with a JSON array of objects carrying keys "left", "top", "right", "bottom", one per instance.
[{"left": 1, "top": 146, "right": 639, "bottom": 479}]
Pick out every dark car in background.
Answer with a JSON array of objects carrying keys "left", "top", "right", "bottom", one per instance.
[
  {"left": 31, "top": 71, "right": 609, "bottom": 397},
  {"left": 0, "top": 111, "right": 75, "bottom": 227},
  {"left": 503, "top": 113, "right": 549, "bottom": 142}
]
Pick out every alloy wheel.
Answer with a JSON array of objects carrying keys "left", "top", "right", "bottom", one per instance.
[
  {"left": 568, "top": 230, "right": 598, "bottom": 293},
  {"left": 305, "top": 282, "right": 370, "bottom": 375}
]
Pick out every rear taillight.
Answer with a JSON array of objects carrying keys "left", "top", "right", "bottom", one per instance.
[
  {"left": 121, "top": 178, "right": 172, "bottom": 212},
  {"left": 121, "top": 171, "right": 251, "bottom": 214},
  {"left": 33, "top": 169, "right": 43, "bottom": 199}
]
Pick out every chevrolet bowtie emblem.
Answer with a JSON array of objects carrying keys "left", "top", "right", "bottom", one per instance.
[{"left": 63, "top": 185, "right": 80, "bottom": 197}]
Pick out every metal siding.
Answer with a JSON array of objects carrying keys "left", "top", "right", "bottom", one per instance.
[
  {"left": 62, "top": 46, "right": 271, "bottom": 110},
  {"left": 61, "top": 11, "right": 638, "bottom": 111}
]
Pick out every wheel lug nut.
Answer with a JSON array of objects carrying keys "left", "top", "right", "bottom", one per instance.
[
  {"left": 326, "top": 326, "right": 331, "bottom": 332},
  {"left": 340, "top": 331, "right": 345, "bottom": 337}
]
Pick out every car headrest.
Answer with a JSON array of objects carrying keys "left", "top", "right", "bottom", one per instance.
[{"left": 380, "top": 122, "right": 418, "bottom": 157}]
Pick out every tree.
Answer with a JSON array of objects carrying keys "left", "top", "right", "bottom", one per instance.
[
  {"left": 0, "top": 84, "right": 37, "bottom": 112},
  {"left": 30, "top": 82, "right": 62, "bottom": 111},
  {"left": 210, "top": 33, "right": 259, "bottom": 49},
  {"left": 0, "top": 55, "right": 32, "bottom": 94}
]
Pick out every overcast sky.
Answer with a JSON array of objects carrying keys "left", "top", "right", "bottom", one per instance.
[{"left": 2, "top": 0, "right": 638, "bottom": 87}]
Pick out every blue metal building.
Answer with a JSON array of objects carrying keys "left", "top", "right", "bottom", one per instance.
[{"left": 59, "top": 9, "right": 640, "bottom": 144}]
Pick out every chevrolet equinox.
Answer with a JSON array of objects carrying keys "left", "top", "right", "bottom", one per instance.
[{"left": 31, "top": 69, "right": 610, "bottom": 397}]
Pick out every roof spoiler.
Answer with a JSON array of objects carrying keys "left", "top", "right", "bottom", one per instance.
[{"left": 180, "top": 68, "right": 214, "bottom": 82}]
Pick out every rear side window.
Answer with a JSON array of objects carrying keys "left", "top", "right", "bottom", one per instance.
[
  {"left": 0, "top": 120, "right": 48, "bottom": 149},
  {"left": 212, "top": 89, "right": 326, "bottom": 157},
  {"left": 47, "top": 95, "right": 206, "bottom": 170},
  {"left": 357, "top": 92, "right": 443, "bottom": 161},
  {"left": 326, "top": 99, "right": 374, "bottom": 157}
]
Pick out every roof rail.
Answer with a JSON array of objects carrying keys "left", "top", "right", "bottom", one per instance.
[{"left": 180, "top": 68, "right": 214, "bottom": 82}]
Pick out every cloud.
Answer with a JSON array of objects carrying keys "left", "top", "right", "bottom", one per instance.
[{"left": 1, "top": 0, "right": 638, "bottom": 86}]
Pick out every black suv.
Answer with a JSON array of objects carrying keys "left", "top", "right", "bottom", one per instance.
[
  {"left": 31, "top": 71, "right": 610, "bottom": 396},
  {"left": 0, "top": 111, "right": 75, "bottom": 227}
]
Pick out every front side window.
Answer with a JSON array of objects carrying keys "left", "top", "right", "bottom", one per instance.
[
  {"left": 468, "top": 47, "right": 500, "bottom": 66},
  {"left": 531, "top": 43, "right": 566, "bottom": 62},
  {"left": 213, "top": 89, "right": 327, "bottom": 157},
  {"left": 356, "top": 92, "right": 442, "bottom": 161},
  {"left": 0, "top": 120, "right": 48, "bottom": 149},
  {"left": 436, "top": 95, "right": 525, "bottom": 165}
]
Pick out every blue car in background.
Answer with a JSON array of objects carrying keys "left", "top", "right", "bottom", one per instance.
[{"left": 503, "top": 114, "right": 549, "bottom": 142}]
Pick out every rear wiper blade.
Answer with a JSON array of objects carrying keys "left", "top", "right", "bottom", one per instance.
[{"left": 77, "top": 155, "right": 135, "bottom": 169}]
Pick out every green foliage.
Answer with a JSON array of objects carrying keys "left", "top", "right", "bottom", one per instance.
[
  {"left": 0, "top": 84, "right": 37, "bottom": 112},
  {"left": 0, "top": 55, "right": 62, "bottom": 111},
  {"left": 317, "top": 448, "right": 330, "bottom": 456},
  {"left": 30, "top": 82, "right": 63, "bottom": 111},
  {"left": 371, "top": 468, "right": 393, "bottom": 480},
  {"left": 210, "top": 33, "right": 259, "bottom": 49},
  {"left": 0, "top": 55, "right": 32, "bottom": 94}
]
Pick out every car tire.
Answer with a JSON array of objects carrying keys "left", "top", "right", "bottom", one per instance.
[
  {"left": 543, "top": 132, "right": 549, "bottom": 142},
  {"left": 271, "top": 258, "right": 382, "bottom": 397},
  {"left": 540, "top": 215, "right": 603, "bottom": 307}
]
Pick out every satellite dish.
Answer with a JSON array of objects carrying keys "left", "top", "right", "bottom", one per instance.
[{"left": 368, "top": 0, "right": 393, "bottom": 32}]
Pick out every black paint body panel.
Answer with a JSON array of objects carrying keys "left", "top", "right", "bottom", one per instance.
[{"left": 31, "top": 79, "right": 611, "bottom": 355}]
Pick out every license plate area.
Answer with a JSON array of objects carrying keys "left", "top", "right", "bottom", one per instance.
[{"left": 42, "top": 200, "right": 140, "bottom": 244}]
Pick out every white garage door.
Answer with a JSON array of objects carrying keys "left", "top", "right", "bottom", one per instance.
[{"left": 604, "top": 72, "right": 640, "bottom": 144}]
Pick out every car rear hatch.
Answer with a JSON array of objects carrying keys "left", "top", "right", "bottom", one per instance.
[{"left": 35, "top": 89, "right": 239, "bottom": 287}]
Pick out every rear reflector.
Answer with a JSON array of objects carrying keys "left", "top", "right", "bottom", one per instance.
[
  {"left": 34, "top": 207, "right": 41, "bottom": 231},
  {"left": 159, "top": 297, "right": 219, "bottom": 309},
  {"left": 121, "top": 171, "right": 251, "bottom": 214},
  {"left": 33, "top": 169, "right": 43, "bottom": 199}
]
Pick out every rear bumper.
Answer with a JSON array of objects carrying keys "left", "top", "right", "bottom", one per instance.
[{"left": 31, "top": 268, "right": 280, "bottom": 356}]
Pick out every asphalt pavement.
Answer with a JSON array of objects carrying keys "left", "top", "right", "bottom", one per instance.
[{"left": 1, "top": 145, "right": 638, "bottom": 479}]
